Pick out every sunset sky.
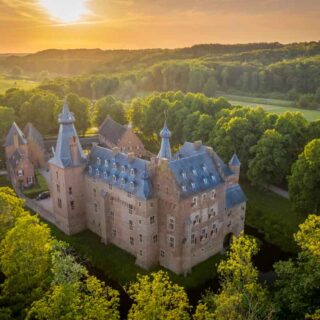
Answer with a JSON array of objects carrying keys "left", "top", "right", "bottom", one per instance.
[{"left": 0, "top": 0, "right": 319, "bottom": 53}]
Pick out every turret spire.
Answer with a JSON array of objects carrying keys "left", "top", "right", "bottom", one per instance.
[
  {"left": 59, "top": 100, "right": 75, "bottom": 125},
  {"left": 157, "top": 120, "right": 172, "bottom": 160}
]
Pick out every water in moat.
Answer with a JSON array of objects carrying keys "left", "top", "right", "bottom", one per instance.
[{"left": 84, "top": 225, "right": 294, "bottom": 319}]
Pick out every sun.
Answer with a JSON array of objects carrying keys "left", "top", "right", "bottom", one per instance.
[{"left": 39, "top": 0, "right": 89, "bottom": 23}]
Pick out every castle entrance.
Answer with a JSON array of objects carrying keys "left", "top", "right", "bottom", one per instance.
[{"left": 223, "top": 232, "right": 234, "bottom": 249}]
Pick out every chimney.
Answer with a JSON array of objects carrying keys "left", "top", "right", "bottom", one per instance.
[
  {"left": 193, "top": 141, "right": 202, "bottom": 150},
  {"left": 70, "top": 136, "right": 79, "bottom": 165},
  {"left": 112, "top": 147, "right": 120, "bottom": 156},
  {"left": 128, "top": 152, "right": 135, "bottom": 163}
]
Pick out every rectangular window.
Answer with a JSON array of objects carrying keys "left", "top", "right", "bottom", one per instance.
[
  {"left": 150, "top": 216, "right": 155, "bottom": 224},
  {"left": 94, "top": 203, "right": 98, "bottom": 212},
  {"left": 129, "top": 220, "right": 133, "bottom": 230},
  {"left": 69, "top": 187, "right": 72, "bottom": 195},
  {"left": 168, "top": 216, "right": 175, "bottom": 231},
  {"left": 112, "top": 229, "right": 116, "bottom": 237},
  {"left": 202, "top": 193, "right": 207, "bottom": 201},
  {"left": 211, "top": 190, "right": 216, "bottom": 199},
  {"left": 127, "top": 192, "right": 132, "bottom": 198},
  {"left": 110, "top": 211, "right": 114, "bottom": 220},
  {"left": 191, "top": 234, "right": 196, "bottom": 244},
  {"left": 130, "top": 237, "right": 134, "bottom": 246},
  {"left": 153, "top": 234, "right": 158, "bottom": 243},
  {"left": 93, "top": 189, "right": 97, "bottom": 197},
  {"left": 169, "top": 236, "right": 175, "bottom": 249},
  {"left": 58, "top": 198, "right": 62, "bottom": 208},
  {"left": 139, "top": 234, "right": 143, "bottom": 242},
  {"left": 57, "top": 184, "right": 60, "bottom": 193},
  {"left": 139, "top": 250, "right": 143, "bottom": 256},
  {"left": 129, "top": 204, "right": 133, "bottom": 215},
  {"left": 70, "top": 201, "right": 75, "bottom": 210},
  {"left": 160, "top": 250, "right": 165, "bottom": 257},
  {"left": 191, "top": 197, "right": 197, "bottom": 207}
]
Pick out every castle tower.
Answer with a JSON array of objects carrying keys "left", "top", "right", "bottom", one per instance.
[
  {"left": 157, "top": 120, "right": 172, "bottom": 160},
  {"left": 48, "top": 101, "right": 87, "bottom": 235},
  {"left": 229, "top": 153, "right": 241, "bottom": 183}
]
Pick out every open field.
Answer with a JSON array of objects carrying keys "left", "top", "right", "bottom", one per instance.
[
  {"left": 224, "top": 94, "right": 320, "bottom": 121},
  {"left": 0, "top": 74, "right": 38, "bottom": 94}
]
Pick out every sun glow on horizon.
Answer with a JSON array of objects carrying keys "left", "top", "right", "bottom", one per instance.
[{"left": 39, "top": 0, "right": 89, "bottom": 23}]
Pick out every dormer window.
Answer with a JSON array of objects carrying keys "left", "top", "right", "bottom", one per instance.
[
  {"left": 129, "top": 181, "right": 135, "bottom": 190},
  {"left": 191, "top": 182, "right": 196, "bottom": 190},
  {"left": 121, "top": 165, "right": 126, "bottom": 173},
  {"left": 181, "top": 171, "right": 187, "bottom": 179},
  {"left": 104, "top": 159, "right": 109, "bottom": 167},
  {"left": 130, "top": 168, "right": 135, "bottom": 177},
  {"left": 112, "top": 162, "right": 117, "bottom": 170},
  {"left": 112, "top": 175, "right": 117, "bottom": 182},
  {"left": 88, "top": 166, "right": 93, "bottom": 174},
  {"left": 192, "top": 169, "right": 197, "bottom": 176},
  {"left": 95, "top": 168, "right": 100, "bottom": 177},
  {"left": 120, "top": 177, "right": 126, "bottom": 187},
  {"left": 104, "top": 170, "right": 109, "bottom": 179},
  {"left": 97, "top": 157, "right": 101, "bottom": 165},
  {"left": 211, "top": 175, "right": 216, "bottom": 183},
  {"left": 203, "top": 178, "right": 208, "bottom": 185},
  {"left": 182, "top": 185, "right": 187, "bottom": 192},
  {"left": 202, "top": 164, "right": 208, "bottom": 172}
]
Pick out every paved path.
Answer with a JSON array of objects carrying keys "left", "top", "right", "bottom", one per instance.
[{"left": 268, "top": 185, "right": 289, "bottom": 199}]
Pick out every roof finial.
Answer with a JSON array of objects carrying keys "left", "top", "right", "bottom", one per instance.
[
  {"left": 59, "top": 99, "right": 75, "bottom": 124},
  {"left": 158, "top": 117, "right": 172, "bottom": 159}
]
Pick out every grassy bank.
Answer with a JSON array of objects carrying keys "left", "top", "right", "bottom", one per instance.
[
  {"left": 47, "top": 222, "right": 223, "bottom": 289},
  {"left": 243, "top": 182, "right": 306, "bottom": 253},
  {"left": 0, "top": 74, "right": 38, "bottom": 94}
]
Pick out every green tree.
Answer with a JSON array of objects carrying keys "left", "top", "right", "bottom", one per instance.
[
  {"left": 19, "top": 91, "right": 59, "bottom": 134},
  {"left": 127, "top": 271, "right": 190, "bottom": 320},
  {"left": 0, "top": 106, "right": 15, "bottom": 138},
  {"left": 92, "top": 96, "right": 126, "bottom": 127},
  {"left": 27, "top": 245, "right": 120, "bottom": 320},
  {"left": 195, "top": 234, "right": 273, "bottom": 320},
  {"left": 56, "top": 93, "right": 90, "bottom": 134},
  {"left": 0, "top": 187, "right": 26, "bottom": 241},
  {"left": 274, "top": 215, "right": 320, "bottom": 319},
  {"left": 288, "top": 139, "right": 320, "bottom": 213},
  {"left": 248, "top": 129, "right": 288, "bottom": 188},
  {"left": 0, "top": 215, "right": 52, "bottom": 315}
]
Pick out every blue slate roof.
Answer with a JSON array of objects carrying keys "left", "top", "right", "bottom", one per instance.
[
  {"left": 49, "top": 102, "right": 86, "bottom": 168},
  {"left": 229, "top": 153, "right": 241, "bottom": 166},
  {"left": 87, "top": 146, "right": 152, "bottom": 200},
  {"left": 225, "top": 184, "right": 247, "bottom": 209},
  {"left": 8, "top": 149, "right": 22, "bottom": 169},
  {"left": 170, "top": 148, "right": 223, "bottom": 198},
  {"left": 4, "top": 122, "right": 27, "bottom": 147},
  {"left": 24, "top": 123, "right": 44, "bottom": 148}
]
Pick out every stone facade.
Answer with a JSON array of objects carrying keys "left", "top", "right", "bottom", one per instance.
[
  {"left": 48, "top": 102, "right": 247, "bottom": 275},
  {"left": 4, "top": 122, "right": 45, "bottom": 188}
]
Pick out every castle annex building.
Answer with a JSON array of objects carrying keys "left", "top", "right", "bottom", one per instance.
[
  {"left": 48, "top": 102, "right": 247, "bottom": 275},
  {"left": 4, "top": 122, "right": 46, "bottom": 188}
]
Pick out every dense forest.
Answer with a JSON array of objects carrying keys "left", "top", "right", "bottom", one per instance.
[{"left": 1, "top": 42, "right": 320, "bottom": 109}]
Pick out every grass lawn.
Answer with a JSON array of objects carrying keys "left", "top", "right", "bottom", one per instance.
[
  {"left": 226, "top": 95, "right": 320, "bottom": 122},
  {"left": 23, "top": 170, "right": 48, "bottom": 198},
  {"left": 45, "top": 221, "right": 223, "bottom": 289},
  {"left": 0, "top": 74, "right": 38, "bottom": 94},
  {"left": 243, "top": 182, "right": 306, "bottom": 253}
]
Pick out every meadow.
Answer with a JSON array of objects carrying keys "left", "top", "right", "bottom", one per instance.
[
  {"left": 226, "top": 94, "right": 320, "bottom": 121},
  {"left": 0, "top": 74, "right": 38, "bottom": 94}
]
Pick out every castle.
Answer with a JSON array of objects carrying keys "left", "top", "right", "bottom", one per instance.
[
  {"left": 48, "top": 102, "right": 246, "bottom": 274},
  {"left": 5, "top": 101, "right": 247, "bottom": 275}
]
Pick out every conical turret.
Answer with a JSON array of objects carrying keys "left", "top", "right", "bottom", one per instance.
[{"left": 157, "top": 121, "right": 172, "bottom": 160}]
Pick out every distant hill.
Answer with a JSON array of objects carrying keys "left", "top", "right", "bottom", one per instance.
[{"left": 0, "top": 42, "right": 290, "bottom": 75}]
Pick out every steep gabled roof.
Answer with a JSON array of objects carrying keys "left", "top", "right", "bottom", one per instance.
[
  {"left": 87, "top": 146, "right": 152, "bottom": 200},
  {"left": 99, "top": 117, "right": 127, "bottom": 145},
  {"left": 24, "top": 123, "right": 44, "bottom": 148},
  {"left": 4, "top": 122, "right": 27, "bottom": 147}
]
